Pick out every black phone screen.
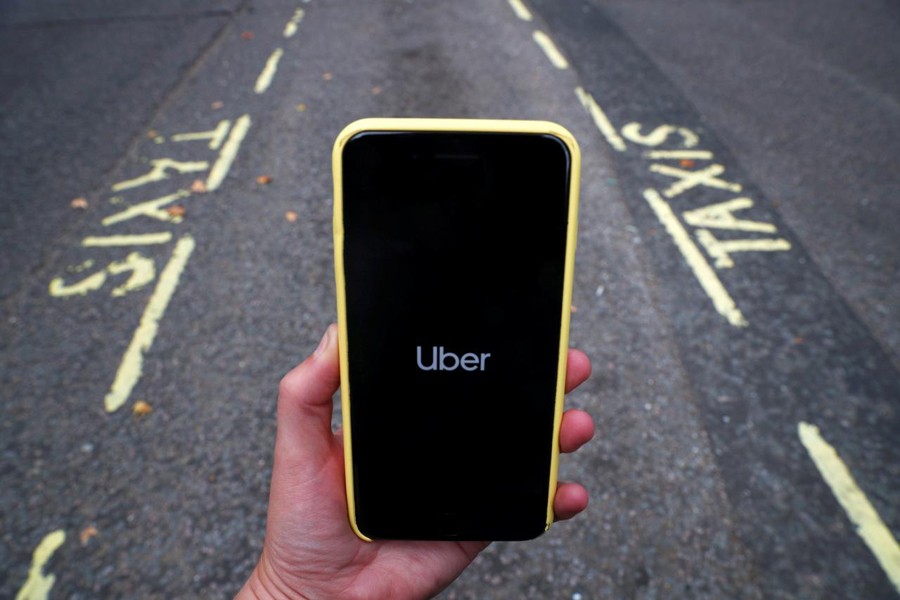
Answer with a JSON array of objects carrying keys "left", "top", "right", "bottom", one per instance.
[{"left": 340, "top": 129, "right": 573, "bottom": 540}]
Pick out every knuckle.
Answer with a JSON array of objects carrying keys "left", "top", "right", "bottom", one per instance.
[{"left": 278, "top": 367, "right": 303, "bottom": 399}]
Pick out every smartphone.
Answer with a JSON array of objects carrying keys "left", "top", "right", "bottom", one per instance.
[{"left": 333, "top": 118, "right": 580, "bottom": 541}]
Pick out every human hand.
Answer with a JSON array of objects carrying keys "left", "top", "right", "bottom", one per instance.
[{"left": 237, "top": 324, "right": 594, "bottom": 600}]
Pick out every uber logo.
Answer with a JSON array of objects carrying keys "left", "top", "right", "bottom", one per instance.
[{"left": 416, "top": 346, "right": 491, "bottom": 372}]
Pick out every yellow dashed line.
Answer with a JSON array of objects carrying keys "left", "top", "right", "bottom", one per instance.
[
  {"left": 283, "top": 8, "right": 305, "bottom": 37},
  {"left": 507, "top": 0, "right": 533, "bottom": 21},
  {"left": 532, "top": 30, "right": 568, "bottom": 69},
  {"left": 104, "top": 235, "right": 195, "bottom": 412},
  {"left": 254, "top": 48, "right": 284, "bottom": 94},
  {"left": 798, "top": 422, "right": 900, "bottom": 594}
]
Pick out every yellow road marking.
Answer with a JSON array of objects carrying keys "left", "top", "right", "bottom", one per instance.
[
  {"left": 206, "top": 114, "right": 251, "bottom": 191},
  {"left": 254, "top": 48, "right": 284, "bottom": 94},
  {"left": 694, "top": 230, "right": 791, "bottom": 269},
  {"left": 82, "top": 233, "right": 173, "bottom": 247},
  {"left": 682, "top": 198, "right": 776, "bottom": 233},
  {"left": 507, "top": 0, "right": 533, "bottom": 21},
  {"left": 49, "top": 269, "right": 106, "bottom": 297},
  {"left": 650, "top": 163, "right": 742, "bottom": 199},
  {"left": 171, "top": 120, "right": 231, "bottom": 150},
  {"left": 69, "top": 259, "right": 95, "bottom": 273},
  {"left": 644, "top": 150, "right": 714, "bottom": 160},
  {"left": 283, "top": 8, "right": 305, "bottom": 37},
  {"left": 532, "top": 31, "right": 568, "bottom": 69},
  {"left": 111, "top": 158, "right": 208, "bottom": 193},
  {"left": 102, "top": 190, "right": 189, "bottom": 226},
  {"left": 798, "top": 422, "right": 900, "bottom": 593},
  {"left": 575, "top": 86, "right": 626, "bottom": 152},
  {"left": 15, "top": 530, "right": 65, "bottom": 600},
  {"left": 622, "top": 122, "right": 700, "bottom": 148},
  {"left": 106, "top": 252, "right": 156, "bottom": 297},
  {"left": 104, "top": 235, "right": 195, "bottom": 412},
  {"left": 643, "top": 188, "right": 748, "bottom": 327},
  {"left": 51, "top": 252, "right": 156, "bottom": 298}
]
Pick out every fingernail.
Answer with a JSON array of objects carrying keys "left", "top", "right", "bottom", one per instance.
[{"left": 314, "top": 325, "right": 333, "bottom": 357}]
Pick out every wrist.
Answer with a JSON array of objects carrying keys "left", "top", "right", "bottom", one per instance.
[{"left": 236, "top": 550, "right": 311, "bottom": 600}]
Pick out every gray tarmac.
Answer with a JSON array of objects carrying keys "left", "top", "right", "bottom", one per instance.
[{"left": 1, "top": 1, "right": 897, "bottom": 598}]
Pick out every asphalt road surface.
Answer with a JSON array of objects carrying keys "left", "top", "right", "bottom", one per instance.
[{"left": 1, "top": 1, "right": 898, "bottom": 598}]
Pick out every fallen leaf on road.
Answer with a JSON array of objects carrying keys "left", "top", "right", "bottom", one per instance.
[
  {"left": 679, "top": 159, "right": 696, "bottom": 169},
  {"left": 146, "top": 129, "right": 158, "bottom": 139},
  {"left": 296, "top": 103, "right": 308, "bottom": 112},
  {"left": 70, "top": 197, "right": 88, "bottom": 209},
  {"left": 241, "top": 31, "right": 255, "bottom": 40},
  {"left": 166, "top": 205, "right": 186, "bottom": 218},
  {"left": 571, "top": 305, "right": 578, "bottom": 313},
  {"left": 133, "top": 400, "right": 153, "bottom": 416},
  {"left": 285, "top": 210, "right": 298, "bottom": 223},
  {"left": 211, "top": 100, "right": 224, "bottom": 110},
  {"left": 372, "top": 85, "right": 382, "bottom": 95},
  {"left": 190, "top": 179, "right": 207, "bottom": 193},
  {"left": 323, "top": 72, "right": 333, "bottom": 81},
  {"left": 79, "top": 525, "right": 99, "bottom": 546},
  {"left": 256, "top": 175, "right": 273, "bottom": 185}
]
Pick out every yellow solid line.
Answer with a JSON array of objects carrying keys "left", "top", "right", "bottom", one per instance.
[
  {"left": 532, "top": 30, "right": 568, "bottom": 69},
  {"left": 283, "top": 8, "right": 305, "bottom": 37},
  {"left": 798, "top": 422, "right": 900, "bottom": 593},
  {"left": 82, "top": 233, "right": 173, "bottom": 247},
  {"left": 206, "top": 114, "right": 251, "bottom": 191},
  {"left": 643, "top": 188, "right": 748, "bottom": 327},
  {"left": 507, "top": 0, "right": 533, "bottom": 21},
  {"left": 104, "top": 235, "right": 195, "bottom": 413},
  {"left": 254, "top": 48, "right": 284, "bottom": 94},
  {"left": 574, "top": 86, "right": 626, "bottom": 152},
  {"left": 15, "top": 530, "right": 65, "bottom": 600}
]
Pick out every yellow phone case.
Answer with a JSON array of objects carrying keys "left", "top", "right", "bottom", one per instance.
[{"left": 332, "top": 118, "right": 581, "bottom": 541}]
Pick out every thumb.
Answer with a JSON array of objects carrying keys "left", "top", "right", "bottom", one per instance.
[{"left": 274, "top": 324, "right": 342, "bottom": 472}]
